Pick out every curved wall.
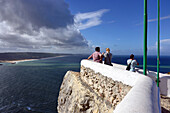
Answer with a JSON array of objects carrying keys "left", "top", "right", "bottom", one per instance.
[{"left": 81, "top": 60, "right": 161, "bottom": 113}]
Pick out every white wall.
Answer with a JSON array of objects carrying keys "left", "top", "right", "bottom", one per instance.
[
  {"left": 114, "top": 75, "right": 160, "bottom": 113},
  {"left": 81, "top": 60, "right": 161, "bottom": 113},
  {"left": 159, "top": 75, "right": 170, "bottom": 97},
  {"left": 81, "top": 60, "right": 141, "bottom": 87},
  {"left": 109, "top": 62, "right": 170, "bottom": 97}
]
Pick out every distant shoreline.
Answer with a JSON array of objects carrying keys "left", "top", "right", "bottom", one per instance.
[
  {"left": 0, "top": 59, "right": 37, "bottom": 64},
  {"left": 0, "top": 55, "right": 67, "bottom": 64}
]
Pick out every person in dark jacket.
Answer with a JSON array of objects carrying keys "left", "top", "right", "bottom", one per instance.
[{"left": 102, "top": 48, "right": 112, "bottom": 66}]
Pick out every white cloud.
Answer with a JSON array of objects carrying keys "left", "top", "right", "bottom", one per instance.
[
  {"left": 74, "top": 9, "right": 109, "bottom": 30},
  {"left": 148, "top": 15, "right": 170, "bottom": 22},
  {"left": 160, "top": 39, "right": 170, "bottom": 43},
  {"left": 136, "top": 15, "right": 170, "bottom": 25},
  {"left": 148, "top": 39, "right": 170, "bottom": 55},
  {"left": 0, "top": 0, "right": 92, "bottom": 53},
  {"left": 107, "top": 20, "right": 115, "bottom": 24},
  {"left": 160, "top": 39, "right": 170, "bottom": 55},
  {"left": 0, "top": 1, "right": 109, "bottom": 53}
]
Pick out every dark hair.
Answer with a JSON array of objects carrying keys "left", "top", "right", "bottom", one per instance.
[
  {"left": 95, "top": 47, "right": 100, "bottom": 52},
  {"left": 130, "top": 54, "right": 134, "bottom": 59}
]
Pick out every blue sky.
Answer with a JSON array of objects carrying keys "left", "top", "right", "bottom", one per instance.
[
  {"left": 0, "top": 0, "right": 169, "bottom": 55},
  {"left": 65, "top": 0, "right": 170, "bottom": 55}
]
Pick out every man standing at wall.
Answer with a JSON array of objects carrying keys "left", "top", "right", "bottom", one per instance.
[{"left": 87, "top": 47, "right": 103, "bottom": 63}]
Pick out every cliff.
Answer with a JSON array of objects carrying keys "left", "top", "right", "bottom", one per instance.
[
  {"left": 58, "top": 71, "right": 113, "bottom": 113},
  {"left": 57, "top": 67, "right": 131, "bottom": 113}
]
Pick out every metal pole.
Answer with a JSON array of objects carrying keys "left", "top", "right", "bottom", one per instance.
[
  {"left": 157, "top": 0, "right": 160, "bottom": 87},
  {"left": 143, "top": 0, "right": 147, "bottom": 75}
]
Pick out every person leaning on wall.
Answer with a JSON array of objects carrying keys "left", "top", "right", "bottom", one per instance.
[
  {"left": 102, "top": 48, "right": 113, "bottom": 66},
  {"left": 87, "top": 47, "right": 103, "bottom": 63},
  {"left": 126, "top": 54, "right": 139, "bottom": 72}
]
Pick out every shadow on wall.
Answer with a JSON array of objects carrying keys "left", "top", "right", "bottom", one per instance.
[{"left": 136, "top": 68, "right": 145, "bottom": 74}]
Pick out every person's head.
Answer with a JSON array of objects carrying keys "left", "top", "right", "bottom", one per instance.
[
  {"left": 106, "top": 48, "right": 110, "bottom": 53},
  {"left": 95, "top": 47, "right": 100, "bottom": 52},
  {"left": 130, "top": 54, "right": 134, "bottom": 59}
]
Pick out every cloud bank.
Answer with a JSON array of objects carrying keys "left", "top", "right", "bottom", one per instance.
[{"left": 0, "top": 0, "right": 90, "bottom": 53}]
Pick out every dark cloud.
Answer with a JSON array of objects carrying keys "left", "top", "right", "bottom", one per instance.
[
  {"left": 0, "top": 0, "right": 74, "bottom": 30},
  {"left": 0, "top": 0, "right": 89, "bottom": 53}
]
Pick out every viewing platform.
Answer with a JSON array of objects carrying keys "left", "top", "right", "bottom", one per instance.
[{"left": 58, "top": 60, "right": 170, "bottom": 113}]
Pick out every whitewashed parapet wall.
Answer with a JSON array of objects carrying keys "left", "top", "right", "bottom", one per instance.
[
  {"left": 111, "top": 61, "right": 170, "bottom": 97},
  {"left": 81, "top": 60, "right": 161, "bottom": 113},
  {"left": 143, "top": 70, "right": 170, "bottom": 97},
  {"left": 159, "top": 75, "right": 170, "bottom": 97}
]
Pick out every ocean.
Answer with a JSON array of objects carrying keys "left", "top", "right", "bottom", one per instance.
[{"left": 0, "top": 55, "right": 169, "bottom": 113}]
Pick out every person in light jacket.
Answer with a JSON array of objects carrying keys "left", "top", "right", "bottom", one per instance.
[{"left": 127, "top": 54, "right": 139, "bottom": 72}]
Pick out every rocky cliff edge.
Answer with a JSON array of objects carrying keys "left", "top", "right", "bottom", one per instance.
[{"left": 57, "top": 68, "right": 131, "bottom": 113}]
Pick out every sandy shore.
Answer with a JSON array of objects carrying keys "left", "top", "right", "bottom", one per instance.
[
  {"left": 0, "top": 55, "right": 67, "bottom": 64},
  {"left": 0, "top": 59, "right": 37, "bottom": 64}
]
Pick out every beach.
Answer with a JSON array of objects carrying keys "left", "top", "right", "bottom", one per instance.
[
  {"left": 0, "top": 55, "right": 67, "bottom": 64},
  {"left": 0, "top": 59, "right": 37, "bottom": 64}
]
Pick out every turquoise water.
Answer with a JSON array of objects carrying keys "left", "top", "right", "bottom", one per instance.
[
  {"left": 0, "top": 55, "right": 169, "bottom": 113},
  {"left": 0, "top": 55, "right": 87, "bottom": 113}
]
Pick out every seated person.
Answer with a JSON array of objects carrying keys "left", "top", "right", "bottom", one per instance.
[
  {"left": 102, "top": 48, "right": 112, "bottom": 66},
  {"left": 127, "top": 54, "right": 139, "bottom": 72},
  {"left": 87, "top": 47, "right": 102, "bottom": 63}
]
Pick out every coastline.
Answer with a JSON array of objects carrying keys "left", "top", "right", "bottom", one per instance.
[
  {"left": 0, "top": 55, "right": 67, "bottom": 64},
  {"left": 0, "top": 59, "right": 37, "bottom": 64}
]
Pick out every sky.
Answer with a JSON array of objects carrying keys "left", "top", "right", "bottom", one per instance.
[{"left": 0, "top": 0, "right": 170, "bottom": 55}]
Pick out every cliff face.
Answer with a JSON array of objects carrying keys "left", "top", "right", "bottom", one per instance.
[
  {"left": 57, "top": 71, "right": 113, "bottom": 113},
  {"left": 57, "top": 66, "right": 132, "bottom": 113},
  {"left": 80, "top": 66, "right": 131, "bottom": 108}
]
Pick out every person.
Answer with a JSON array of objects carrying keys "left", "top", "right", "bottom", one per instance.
[
  {"left": 87, "top": 47, "right": 102, "bottom": 63},
  {"left": 127, "top": 54, "right": 139, "bottom": 72},
  {"left": 102, "top": 48, "right": 112, "bottom": 66}
]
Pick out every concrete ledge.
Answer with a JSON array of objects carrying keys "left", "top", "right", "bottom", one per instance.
[
  {"left": 114, "top": 76, "right": 159, "bottom": 113},
  {"left": 159, "top": 75, "right": 170, "bottom": 97},
  {"left": 81, "top": 60, "right": 142, "bottom": 87},
  {"left": 81, "top": 60, "right": 160, "bottom": 113},
  {"left": 88, "top": 60, "right": 170, "bottom": 97}
]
